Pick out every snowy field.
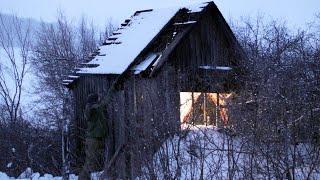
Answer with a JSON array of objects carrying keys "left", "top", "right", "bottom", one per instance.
[
  {"left": 139, "top": 125, "right": 239, "bottom": 179},
  {"left": 0, "top": 171, "right": 72, "bottom": 180},
  {"left": 140, "top": 125, "right": 320, "bottom": 179},
  {"left": 0, "top": 169, "right": 106, "bottom": 180},
  {"left": 0, "top": 170, "right": 103, "bottom": 180},
  {"left": 0, "top": 126, "right": 319, "bottom": 179}
]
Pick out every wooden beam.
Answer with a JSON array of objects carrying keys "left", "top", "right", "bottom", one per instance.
[{"left": 150, "top": 24, "right": 195, "bottom": 77}]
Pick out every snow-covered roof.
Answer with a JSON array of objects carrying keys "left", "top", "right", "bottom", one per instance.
[
  {"left": 77, "top": 2, "right": 210, "bottom": 75},
  {"left": 79, "top": 8, "right": 178, "bottom": 74},
  {"left": 63, "top": 2, "right": 222, "bottom": 87},
  {"left": 131, "top": 53, "right": 161, "bottom": 74}
]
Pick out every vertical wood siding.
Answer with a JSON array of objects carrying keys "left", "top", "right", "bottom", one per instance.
[
  {"left": 170, "top": 8, "right": 239, "bottom": 93},
  {"left": 71, "top": 74, "right": 118, "bottom": 171}
]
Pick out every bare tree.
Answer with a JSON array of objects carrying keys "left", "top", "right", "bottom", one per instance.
[
  {"left": 0, "top": 14, "right": 59, "bottom": 177},
  {"left": 136, "top": 15, "right": 320, "bottom": 179},
  {"left": 100, "top": 18, "right": 116, "bottom": 44},
  {"left": 32, "top": 12, "right": 115, "bottom": 177},
  {"left": 0, "top": 14, "right": 32, "bottom": 124},
  {"left": 229, "top": 15, "right": 320, "bottom": 179}
]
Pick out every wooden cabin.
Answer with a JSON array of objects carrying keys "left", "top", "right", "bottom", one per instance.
[{"left": 63, "top": 1, "right": 246, "bottom": 178}]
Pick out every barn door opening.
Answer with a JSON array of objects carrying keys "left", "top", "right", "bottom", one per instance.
[{"left": 180, "top": 92, "right": 232, "bottom": 127}]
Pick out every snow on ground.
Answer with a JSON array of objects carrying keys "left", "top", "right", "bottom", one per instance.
[
  {"left": 0, "top": 171, "right": 66, "bottom": 180},
  {"left": 1, "top": 126, "right": 319, "bottom": 179},
  {"left": 141, "top": 125, "right": 320, "bottom": 179},
  {"left": 0, "top": 172, "right": 76, "bottom": 180},
  {"left": 146, "top": 125, "right": 234, "bottom": 179},
  {"left": 0, "top": 170, "right": 105, "bottom": 180}
]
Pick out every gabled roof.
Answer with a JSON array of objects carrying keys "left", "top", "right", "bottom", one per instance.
[
  {"left": 63, "top": 1, "right": 246, "bottom": 88},
  {"left": 79, "top": 2, "right": 209, "bottom": 75},
  {"left": 63, "top": 2, "right": 210, "bottom": 87}
]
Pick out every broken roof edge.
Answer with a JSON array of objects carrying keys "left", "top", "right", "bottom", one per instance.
[
  {"left": 77, "top": 2, "right": 214, "bottom": 75},
  {"left": 63, "top": 72, "right": 121, "bottom": 89},
  {"left": 65, "top": 11, "right": 178, "bottom": 88},
  {"left": 77, "top": 7, "right": 179, "bottom": 75},
  {"left": 105, "top": 9, "right": 184, "bottom": 87},
  {"left": 64, "top": 2, "right": 214, "bottom": 89},
  {"left": 119, "top": 2, "right": 215, "bottom": 76}
]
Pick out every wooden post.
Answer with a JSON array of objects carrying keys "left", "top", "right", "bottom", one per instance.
[
  {"left": 191, "top": 92, "right": 194, "bottom": 125},
  {"left": 216, "top": 93, "right": 219, "bottom": 127},
  {"left": 204, "top": 93, "right": 207, "bottom": 126}
]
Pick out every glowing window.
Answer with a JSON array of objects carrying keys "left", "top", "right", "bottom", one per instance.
[{"left": 180, "top": 92, "right": 232, "bottom": 126}]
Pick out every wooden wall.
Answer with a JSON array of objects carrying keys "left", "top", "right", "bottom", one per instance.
[
  {"left": 170, "top": 7, "right": 240, "bottom": 93},
  {"left": 70, "top": 63, "right": 180, "bottom": 178},
  {"left": 71, "top": 74, "right": 118, "bottom": 171},
  {"left": 107, "top": 63, "right": 180, "bottom": 178}
]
